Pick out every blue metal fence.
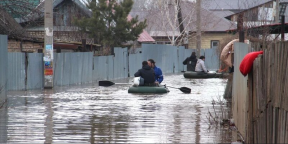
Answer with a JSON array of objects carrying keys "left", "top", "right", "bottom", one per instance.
[
  {"left": 7, "top": 44, "right": 220, "bottom": 90},
  {"left": 0, "top": 35, "right": 7, "bottom": 102},
  {"left": 114, "top": 47, "right": 128, "bottom": 79},
  {"left": 7, "top": 53, "right": 26, "bottom": 91},
  {"left": 129, "top": 52, "right": 142, "bottom": 77},
  {"left": 0, "top": 35, "right": 7, "bottom": 143},
  {"left": 54, "top": 52, "right": 94, "bottom": 86},
  {"left": 27, "top": 53, "right": 44, "bottom": 89},
  {"left": 203, "top": 48, "right": 220, "bottom": 71}
]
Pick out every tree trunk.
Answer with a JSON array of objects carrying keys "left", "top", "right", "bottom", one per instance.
[{"left": 176, "top": 0, "right": 185, "bottom": 46}]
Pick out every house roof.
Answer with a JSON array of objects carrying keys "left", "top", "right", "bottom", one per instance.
[
  {"left": 202, "top": 0, "right": 271, "bottom": 11},
  {"left": 137, "top": 30, "right": 155, "bottom": 42},
  {"left": 212, "top": 11, "right": 235, "bottom": 18},
  {"left": 16, "top": 0, "right": 91, "bottom": 23},
  {"left": 0, "top": 7, "right": 29, "bottom": 39},
  {"left": 130, "top": 1, "right": 236, "bottom": 37}
]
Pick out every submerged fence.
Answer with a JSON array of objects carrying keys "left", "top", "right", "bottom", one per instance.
[
  {"left": 7, "top": 44, "right": 220, "bottom": 90},
  {"left": 232, "top": 42, "right": 288, "bottom": 143}
]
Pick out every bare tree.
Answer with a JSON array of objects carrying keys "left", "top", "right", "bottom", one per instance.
[
  {"left": 146, "top": 0, "right": 197, "bottom": 46},
  {"left": 132, "top": 0, "right": 234, "bottom": 47}
]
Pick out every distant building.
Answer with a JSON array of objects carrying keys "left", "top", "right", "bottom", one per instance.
[
  {"left": 18, "top": 0, "right": 91, "bottom": 42},
  {"left": 129, "top": 0, "right": 236, "bottom": 49},
  {"left": 225, "top": 0, "right": 288, "bottom": 25},
  {"left": 6, "top": 0, "right": 153, "bottom": 53},
  {"left": 224, "top": 0, "right": 288, "bottom": 40}
]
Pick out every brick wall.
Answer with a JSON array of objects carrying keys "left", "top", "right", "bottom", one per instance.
[{"left": 8, "top": 40, "right": 43, "bottom": 52}]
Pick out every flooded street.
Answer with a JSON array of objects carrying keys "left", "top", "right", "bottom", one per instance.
[{"left": 2, "top": 74, "right": 231, "bottom": 143}]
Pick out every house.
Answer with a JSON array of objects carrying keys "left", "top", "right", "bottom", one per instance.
[
  {"left": 225, "top": 0, "right": 288, "bottom": 40},
  {"left": 129, "top": 0, "right": 236, "bottom": 49},
  {"left": 0, "top": 6, "right": 45, "bottom": 52},
  {"left": 0, "top": 0, "right": 96, "bottom": 52},
  {"left": 9, "top": 0, "right": 153, "bottom": 52},
  {"left": 225, "top": 0, "right": 288, "bottom": 24},
  {"left": 18, "top": 0, "right": 93, "bottom": 44}
]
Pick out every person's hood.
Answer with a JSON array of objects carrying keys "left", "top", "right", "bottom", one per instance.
[
  {"left": 197, "top": 59, "right": 204, "bottom": 63},
  {"left": 190, "top": 55, "right": 197, "bottom": 59},
  {"left": 142, "top": 65, "right": 151, "bottom": 70}
]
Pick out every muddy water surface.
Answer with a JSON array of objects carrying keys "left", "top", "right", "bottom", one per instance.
[{"left": 3, "top": 74, "right": 231, "bottom": 143}]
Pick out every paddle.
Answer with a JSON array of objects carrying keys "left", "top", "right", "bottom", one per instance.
[
  {"left": 99, "top": 80, "right": 131, "bottom": 87},
  {"left": 165, "top": 86, "right": 191, "bottom": 94}
]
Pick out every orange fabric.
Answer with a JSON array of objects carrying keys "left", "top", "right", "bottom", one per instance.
[
  {"left": 239, "top": 51, "right": 263, "bottom": 76},
  {"left": 218, "top": 66, "right": 229, "bottom": 73}
]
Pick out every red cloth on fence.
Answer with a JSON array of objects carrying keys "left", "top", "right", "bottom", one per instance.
[{"left": 239, "top": 51, "right": 263, "bottom": 76}]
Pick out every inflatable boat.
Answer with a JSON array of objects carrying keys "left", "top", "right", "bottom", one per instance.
[
  {"left": 128, "top": 85, "right": 170, "bottom": 93},
  {"left": 183, "top": 71, "right": 225, "bottom": 79}
]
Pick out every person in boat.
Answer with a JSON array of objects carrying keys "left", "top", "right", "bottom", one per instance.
[
  {"left": 183, "top": 52, "right": 197, "bottom": 71},
  {"left": 195, "top": 56, "right": 209, "bottom": 73},
  {"left": 147, "top": 59, "right": 163, "bottom": 85},
  {"left": 134, "top": 61, "right": 156, "bottom": 86}
]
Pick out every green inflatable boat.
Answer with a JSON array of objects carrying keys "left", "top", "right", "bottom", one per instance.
[
  {"left": 128, "top": 85, "right": 170, "bottom": 93},
  {"left": 184, "top": 71, "right": 225, "bottom": 79}
]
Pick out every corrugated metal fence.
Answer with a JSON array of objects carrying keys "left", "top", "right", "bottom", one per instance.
[
  {"left": 0, "top": 35, "right": 8, "bottom": 143},
  {"left": 7, "top": 44, "right": 220, "bottom": 91},
  {"left": 232, "top": 42, "right": 249, "bottom": 138},
  {"left": 0, "top": 35, "right": 7, "bottom": 102}
]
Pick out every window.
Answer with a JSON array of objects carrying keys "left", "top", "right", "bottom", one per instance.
[{"left": 211, "top": 40, "right": 219, "bottom": 48}]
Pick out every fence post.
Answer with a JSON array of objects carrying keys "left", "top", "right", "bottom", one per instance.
[
  {"left": 281, "top": 15, "right": 285, "bottom": 41},
  {"left": 246, "top": 70, "right": 254, "bottom": 143}
]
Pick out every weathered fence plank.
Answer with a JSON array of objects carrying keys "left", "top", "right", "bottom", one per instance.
[{"left": 285, "top": 112, "right": 288, "bottom": 143}]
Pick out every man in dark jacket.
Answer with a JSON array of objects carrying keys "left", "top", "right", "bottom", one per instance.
[
  {"left": 183, "top": 52, "right": 197, "bottom": 71},
  {"left": 134, "top": 61, "right": 155, "bottom": 86}
]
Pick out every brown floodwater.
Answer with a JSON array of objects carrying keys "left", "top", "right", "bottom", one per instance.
[{"left": 1, "top": 74, "right": 232, "bottom": 143}]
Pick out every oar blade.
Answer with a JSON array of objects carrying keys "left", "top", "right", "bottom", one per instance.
[
  {"left": 179, "top": 87, "right": 191, "bottom": 93},
  {"left": 99, "top": 81, "right": 115, "bottom": 87}
]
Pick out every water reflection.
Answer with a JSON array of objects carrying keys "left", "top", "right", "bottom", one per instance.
[
  {"left": 6, "top": 74, "right": 231, "bottom": 143},
  {"left": 44, "top": 89, "right": 54, "bottom": 143}
]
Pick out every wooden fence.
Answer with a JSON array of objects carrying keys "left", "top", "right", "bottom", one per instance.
[{"left": 233, "top": 42, "right": 288, "bottom": 143}]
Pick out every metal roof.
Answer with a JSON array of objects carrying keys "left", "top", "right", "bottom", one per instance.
[
  {"left": 137, "top": 30, "right": 155, "bottom": 42},
  {"left": 129, "top": 1, "right": 236, "bottom": 36},
  {"left": 17, "top": 0, "right": 91, "bottom": 23},
  {"left": 203, "top": 0, "right": 271, "bottom": 11}
]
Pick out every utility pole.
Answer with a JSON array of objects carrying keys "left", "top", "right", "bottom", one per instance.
[
  {"left": 44, "top": 0, "right": 54, "bottom": 88},
  {"left": 196, "top": 0, "right": 201, "bottom": 57}
]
